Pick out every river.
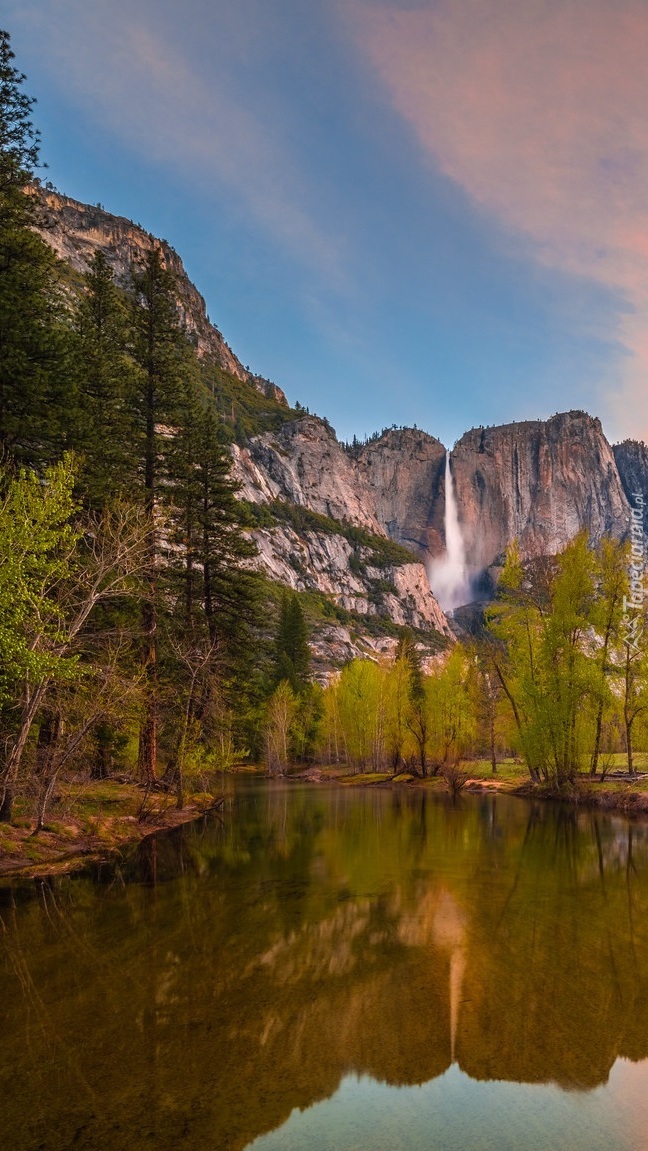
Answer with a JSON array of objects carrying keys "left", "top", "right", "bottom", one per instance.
[{"left": 1, "top": 780, "right": 648, "bottom": 1150}]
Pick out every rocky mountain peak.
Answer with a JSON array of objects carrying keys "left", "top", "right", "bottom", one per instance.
[
  {"left": 451, "top": 409, "right": 629, "bottom": 574},
  {"left": 613, "top": 439, "right": 648, "bottom": 509},
  {"left": 237, "top": 415, "right": 385, "bottom": 533},
  {"left": 36, "top": 188, "right": 287, "bottom": 404},
  {"left": 355, "top": 427, "right": 447, "bottom": 561}
]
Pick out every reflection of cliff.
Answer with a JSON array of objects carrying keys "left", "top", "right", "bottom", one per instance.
[{"left": 1, "top": 789, "right": 648, "bottom": 1151}]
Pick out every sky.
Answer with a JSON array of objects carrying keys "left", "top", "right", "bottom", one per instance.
[{"left": 5, "top": 0, "right": 648, "bottom": 448}]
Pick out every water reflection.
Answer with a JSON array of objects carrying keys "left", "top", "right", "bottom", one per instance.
[{"left": 1, "top": 783, "right": 648, "bottom": 1151}]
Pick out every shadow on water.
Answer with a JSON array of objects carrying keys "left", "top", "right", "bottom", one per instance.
[{"left": 1, "top": 782, "right": 648, "bottom": 1150}]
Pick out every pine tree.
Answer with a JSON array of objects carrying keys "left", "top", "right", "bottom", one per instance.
[
  {"left": 197, "top": 409, "right": 259, "bottom": 649},
  {"left": 0, "top": 29, "right": 74, "bottom": 465},
  {"left": 74, "top": 250, "right": 137, "bottom": 505},
  {"left": 129, "top": 247, "right": 188, "bottom": 782},
  {"left": 165, "top": 391, "right": 260, "bottom": 767},
  {"left": 273, "top": 592, "right": 311, "bottom": 693}
]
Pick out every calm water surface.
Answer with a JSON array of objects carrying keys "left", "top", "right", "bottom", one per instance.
[{"left": 2, "top": 780, "right": 648, "bottom": 1150}]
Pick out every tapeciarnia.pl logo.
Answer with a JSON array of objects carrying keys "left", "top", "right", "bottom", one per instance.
[{"left": 622, "top": 493, "right": 645, "bottom": 652}]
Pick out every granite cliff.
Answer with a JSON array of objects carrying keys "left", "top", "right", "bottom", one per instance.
[
  {"left": 614, "top": 440, "right": 648, "bottom": 510},
  {"left": 355, "top": 428, "right": 447, "bottom": 560},
  {"left": 236, "top": 410, "right": 638, "bottom": 597},
  {"left": 231, "top": 418, "right": 452, "bottom": 651},
  {"left": 451, "top": 411, "right": 631, "bottom": 579}
]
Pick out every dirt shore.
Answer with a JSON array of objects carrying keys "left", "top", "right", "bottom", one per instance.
[
  {"left": 0, "top": 789, "right": 222, "bottom": 881},
  {"left": 2, "top": 769, "right": 648, "bottom": 882},
  {"left": 298, "top": 765, "right": 648, "bottom": 817}
]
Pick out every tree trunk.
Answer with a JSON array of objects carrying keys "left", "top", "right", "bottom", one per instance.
[
  {"left": 35, "top": 710, "right": 61, "bottom": 778},
  {"left": 91, "top": 726, "right": 112, "bottom": 781},
  {"left": 138, "top": 594, "right": 157, "bottom": 784},
  {"left": 0, "top": 787, "right": 13, "bottom": 823},
  {"left": 590, "top": 699, "right": 604, "bottom": 777},
  {"left": 0, "top": 678, "right": 50, "bottom": 822},
  {"left": 626, "top": 714, "right": 635, "bottom": 777}
]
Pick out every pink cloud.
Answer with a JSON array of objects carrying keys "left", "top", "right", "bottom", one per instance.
[{"left": 352, "top": 0, "right": 648, "bottom": 440}]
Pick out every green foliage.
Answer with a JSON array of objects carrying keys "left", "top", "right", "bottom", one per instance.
[
  {"left": 0, "top": 30, "right": 76, "bottom": 467},
  {"left": 264, "top": 680, "right": 298, "bottom": 775},
  {"left": 200, "top": 361, "right": 295, "bottom": 441},
  {"left": 0, "top": 454, "right": 153, "bottom": 822},
  {"left": 486, "top": 534, "right": 636, "bottom": 784},
  {"left": 335, "top": 659, "right": 388, "bottom": 771},
  {"left": 0, "top": 456, "right": 81, "bottom": 706},
  {"left": 425, "top": 648, "right": 475, "bottom": 767},
  {"left": 272, "top": 591, "right": 311, "bottom": 692},
  {"left": 73, "top": 249, "right": 138, "bottom": 506}
]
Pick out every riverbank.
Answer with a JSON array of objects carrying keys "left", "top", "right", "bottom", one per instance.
[
  {"left": 0, "top": 780, "right": 223, "bottom": 880},
  {"left": 3, "top": 761, "right": 648, "bottom": 881},
  {"left": 295, "top": 758, "right": 648, "bottom": 816}
]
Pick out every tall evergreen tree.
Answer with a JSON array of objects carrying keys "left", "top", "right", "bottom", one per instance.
[
  {"left": 273, "top": 592, "right": 311, "bottom": 693},
  {"left": 0, "top": 29, "right": 74, "bottom": 465},
  {"left": 129, "top": 247, "right": 188, "bottom": 782},
  {"left": 74, "top": 250, "right": 137, "bottom": 505},
  {"left": 165, "top": 391, "right": 260, "bottom": 756}
]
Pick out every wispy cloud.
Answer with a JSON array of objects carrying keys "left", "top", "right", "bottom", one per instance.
[
  {"left": 351, "top": 0, "right": 648, "bottom": 440},
  {"left": 11, "top": 0, "right": 346, "bottom": 286}
]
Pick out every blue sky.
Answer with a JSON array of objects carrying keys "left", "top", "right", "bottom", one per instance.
[{"left": 5, "top": 0, "right": 647, "bottom": 448}]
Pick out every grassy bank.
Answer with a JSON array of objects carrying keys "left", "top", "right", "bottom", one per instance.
[
  {"left": 0, "top": 780, "right": 223, "bottom": 880},
  {"left": 3, "top": 756, "right": 648, "bottom": 881},
  {"left": 293, "top": 755, "right": 648, "bottom": 816}
]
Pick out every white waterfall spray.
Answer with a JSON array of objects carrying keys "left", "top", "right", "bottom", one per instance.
[{"left": 429, "top": 452, "right": 472, "bottom": 612}]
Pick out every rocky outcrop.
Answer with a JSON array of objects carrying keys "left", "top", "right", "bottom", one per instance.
[
  {"left": 37, "top": 190, "right": 450, "bottom": 652},
  {"left": 234, "top": 417, "right": 384, "bottom": 533},
  {"left": 234, "top": 418, "right": 452, "bottom": 643},
  {"left": 250, "top": 525, "right": 452, "bottom": 638},
  {"left": 355, "top": 428, "right": 446, "bottom": 560},
  {"left": 233, "top": 409, "right": 638, "bottom": 625},
  {"left": 450, "top": 412, "right": 630, "bottom": 574},
  {"left": 36, "top": 189, "right": 287, "bottom": 403},
  {"left": 613, "top": 440, "right": 648, "bottom": 512},
  {"left": 235, "top": 410, "right": 637, "bottom": 596}
]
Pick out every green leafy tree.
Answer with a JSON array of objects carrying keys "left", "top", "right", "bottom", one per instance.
[
  {"left": 384, "top": 655, "right": 412, "bottom": 772},
  {"left": 620, "top": 612, "right": 648, "bottom": 776},
  {"left": 487, "top": 534, "right": 598, "bottom": 784},
  {"left": 469, "top": 643, "right": 504, "bottom": 774},
  {"left": 426, "top": 647, "right": 475, "bottom": 768},
  {"left": 589, "top": 538, "right": 628, "bottom": 775},
  {"left": 0, "top": 456, "right": 149, "bottom": 820},
  {"left": 335, "top": 658, "right": 387, "bottom": 772},
  {"left": 397, "top": 629, "right": 430, "bottom": 775},
  {"left": 264, "top": 680, "right": 298, "bottom": 775}
]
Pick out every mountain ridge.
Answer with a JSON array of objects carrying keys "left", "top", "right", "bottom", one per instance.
[{"left": 34, "top": 189, "right": 647, "bottom": 661}]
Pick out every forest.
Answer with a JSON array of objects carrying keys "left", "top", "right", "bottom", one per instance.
[
  {"left": 304, "top": 533, "right": 648, "bottom": 788},
  {"left": 1, "top": 27, "right": 647, "bottom": 840}
]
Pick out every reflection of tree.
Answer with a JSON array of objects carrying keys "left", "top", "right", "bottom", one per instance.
[
  {"left": 2, "top": 787, "right": 648, "bottom": 1149},
  {"left": 459, "top": 803, "right": 648, "bottom": 1089}
]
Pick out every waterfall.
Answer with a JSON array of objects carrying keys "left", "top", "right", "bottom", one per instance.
[{"left": 429, "top": 452, "right": 471, "bottom": 612}]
